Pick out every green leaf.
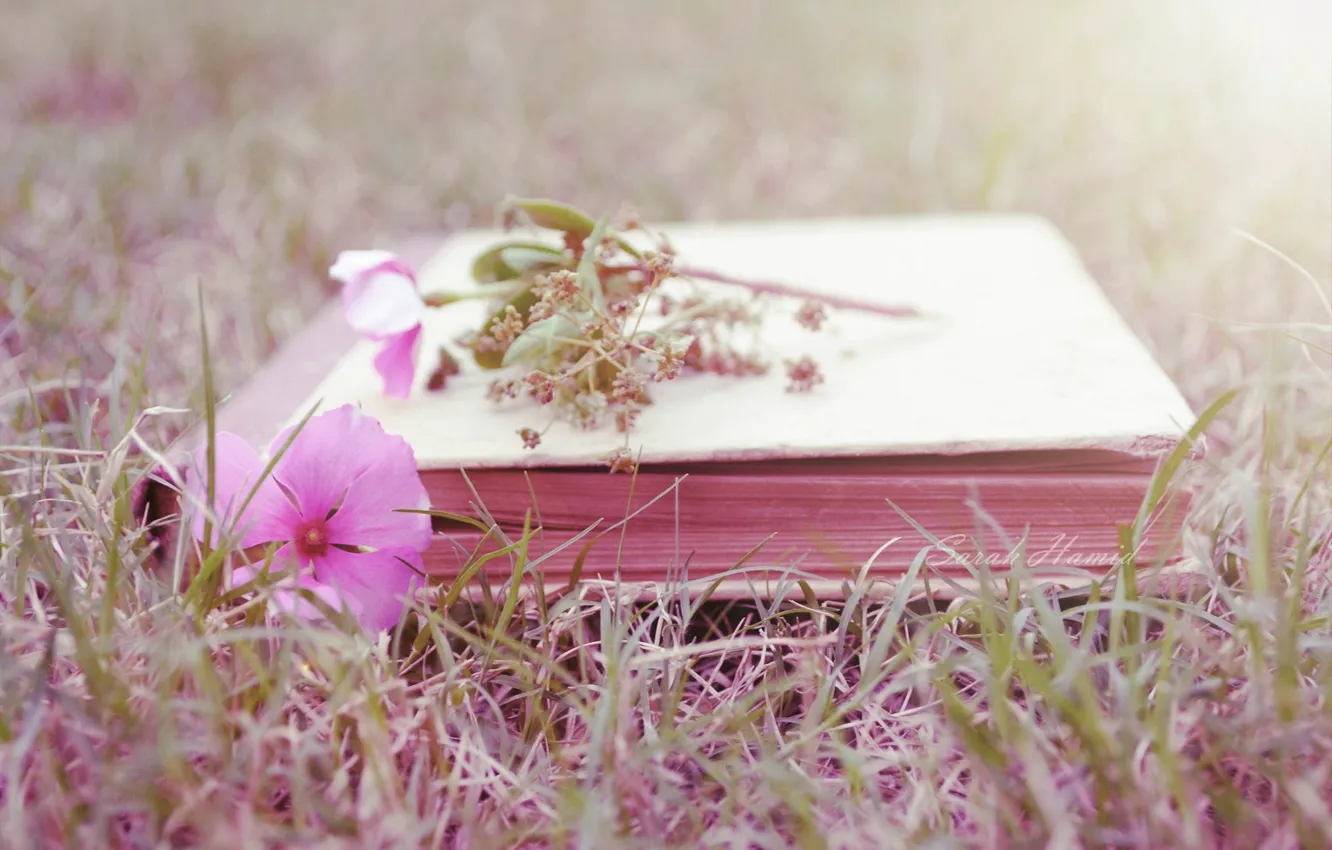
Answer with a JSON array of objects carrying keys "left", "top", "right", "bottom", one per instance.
[
  {"left": 577, "top": 217, "right": 610, "bottom": 312},
  {"left": 936, "top": 675, "right": 1007, "bottom": 770},
  {"left": 493, "top": 510, "right": 534, "bottom": 640},
  {"left": 441, "top": 533, "right": 525, "bottom": 612},
  {"left": 499, "top": 246, "right": 568, "bottom": 273},
  {"left": 1135, "top": 387, "right": 1238, "bottom": 530},
  {"left": 398, "top": 508, "right": 493, "bottom": 534},
  {"left": 563, "top": 537, "right": 597, "bottom": 596},
  {"left": 501, "top": 314, "right": 579, "bottom": 368},
  {"left": 506, "top": 198, "right": 597, "bottom": 239},
  {"left": 471, "top": 240, "right": 566, "bottom": 283}
]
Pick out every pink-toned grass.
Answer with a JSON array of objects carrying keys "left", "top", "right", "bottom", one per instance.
[{"left": 1, "top": 0, "right": 1330, "bottom": 846}]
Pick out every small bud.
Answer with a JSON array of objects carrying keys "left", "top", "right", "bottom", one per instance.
[{"left": 518, "top": 427, "right": 541, "bottom": 450}]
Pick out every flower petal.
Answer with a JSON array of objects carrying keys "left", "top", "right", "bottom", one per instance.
[
  {"left": 230, "top": 563, "right": 259, "bottom": 587},
  {"left": 373, "top": 325, "right": 423, "bottom": 399},
  {"left": 267, "top": 405, "right": 429, "bottom": 546},
  {"left": 270, "top": 580, "right": 361, "bottom": 625},
  {"left": 329, "top": 250, "right": 398, "bottom": 286},
  {"left": 188, "top": 432, "right": 299, "bottom": 549},
  {"left": 342, "top": 268, "right": 425, "bottom": 337},
  {"left": 229, "top": 556, "right": 300, "bottom": 590},
  {"left": 312, "top": 546, "right": 422, "bottom": 633},
  {"left": 323, "top": 428, "right": 431, "bottom": 553}
]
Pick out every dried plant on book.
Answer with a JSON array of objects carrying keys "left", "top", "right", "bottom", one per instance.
[{"left": 332, "top": 198, "right": 919, "bottom": 470}]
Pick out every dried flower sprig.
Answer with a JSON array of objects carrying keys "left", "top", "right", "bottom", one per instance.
[{"left": 331, "top": 198, "right": 920, "bottom": 471}]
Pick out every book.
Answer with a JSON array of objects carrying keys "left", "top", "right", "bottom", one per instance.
[{"left": 155, "top": 215, "right": 1200, "bottom": 599}]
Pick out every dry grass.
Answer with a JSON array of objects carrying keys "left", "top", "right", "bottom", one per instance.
[{"left": 2, "top": 0, "right": 1331, "bottom": 846}]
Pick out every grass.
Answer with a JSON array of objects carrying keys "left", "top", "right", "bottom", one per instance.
[{"left": 2, "top": 0, "right": 1330, "bottom": 845}]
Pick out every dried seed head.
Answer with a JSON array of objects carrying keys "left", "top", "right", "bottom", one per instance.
[
  {"left": 528, "top": 299, "right": 555, "bottom": 322},
  {"left": 578, "top": 313, "right": 619, "bottom": 341},
  {"left": 535, "top": 269, "right": 580, "bottom": 307},
  {"left": 644, "top": 250, "right": 676, "bottom": 279},
  {"left": 524, "top": 370, "right": 557, "bottom": 405},
  {"left": 653, "top": 348, "right": 684, "bottom": 382},
  {"left": 518, "top": 427, "right": 541, "bottom": 450},
  {"left": 795, "top": 299, "right": 827, "bottom": 331},
  {"left": 698, "top": 349, "right": 769, "bottom": 378},
  {"left": 487, "top": 378, "right": 522, "bottom": 403},
  {"left": 457, "top": 205, "right": 890, "bottom": 450},
  {"left": 488, "top": 306, "right": 526, "bottom": 346},
  {"left": 784, "top": 356, "right": 824, "bottom": 393},
  {"left": 426, "top": 347, "right": 462, "bottom": 392},
  {"left": 472, "top": 332, "right": 505, "bottom": 353},
  {"left": 611, "top": 368, "right": 648, "bottom": 405},
  {"left": 607, "top": 446, "right": 638, "bottom": 474}
]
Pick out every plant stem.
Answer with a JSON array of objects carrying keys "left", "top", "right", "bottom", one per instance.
[
  {"left": 678, "top": 265, "right": 921, "bottom": 318},
  {"left": 421, "top": 282, "right": 523, "bottom": 308},
  {"left": 615, "top": 264, "right": 921, "bottom": 319}
]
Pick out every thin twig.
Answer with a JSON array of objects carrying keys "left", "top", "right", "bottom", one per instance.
[{"left": 616, "top": 263, "right": 922, "bottom": 319}]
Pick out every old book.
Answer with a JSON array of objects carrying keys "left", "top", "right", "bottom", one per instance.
[{"left": 158, "top": 216, "right": 1200, "bottom": 599}]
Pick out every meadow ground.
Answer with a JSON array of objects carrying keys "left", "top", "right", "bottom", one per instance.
[{"left": 2, "top": 0, "right": 1330, "bottom": 846}]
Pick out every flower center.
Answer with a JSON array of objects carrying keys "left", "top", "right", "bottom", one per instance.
[{"left": 296, "top": 523, "right": 329, "bottom": 558}]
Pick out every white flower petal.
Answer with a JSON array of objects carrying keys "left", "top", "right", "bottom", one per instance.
[
  {"left": 329, "top": 250, "right": 399, "bottom": 285},
  {"left": 343, "top": 271, "right": 426, "bottom": 335}
]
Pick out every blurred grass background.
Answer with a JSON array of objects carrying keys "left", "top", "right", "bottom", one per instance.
[
  {"left": 3, "top": 1, "right": 1332, "bottom": 845},
  {"left": 3, "top": 0, "right": 1327, "bottom": 426}
]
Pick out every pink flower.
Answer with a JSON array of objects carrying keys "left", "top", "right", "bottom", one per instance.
[
  {"left": 189, "top": 404, "right": 433, "bottom": 633},
  {"left": 330, "top": 250, "right": 427, "bottom": 398}
]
